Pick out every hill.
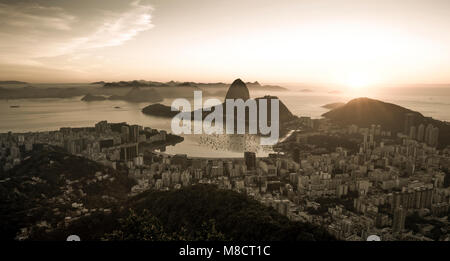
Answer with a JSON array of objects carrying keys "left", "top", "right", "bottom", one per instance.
[
  {"left": 225, "top": 78, "right": 250, "bottom": 100},
  {"left": 46, "top": 184, "right": 335, "bottom": 241},
  {"left": 125, "top": 185, "right": 335, "bottom": 241},
  {"left": 197, "top": 79, "right": 295, "bottom": 123},
  {"left": 1, "top": 147, "right": 334, "bottom": 241},
  {"left": 0, "top": 146, "right": 135, "bottom": 240},
  {"left": 322, "top": 97, "right": 450, "bottom": 148},
  {"left": 141, "top": 103, "right": 178, "bottom": 118},
  {"left": 108, "top": 87, "right": 163, "bottom": 103}
]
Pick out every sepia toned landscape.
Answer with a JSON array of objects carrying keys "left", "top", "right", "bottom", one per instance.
[{"left": 1, "top": 0, "right": 450, "bottom": 244}]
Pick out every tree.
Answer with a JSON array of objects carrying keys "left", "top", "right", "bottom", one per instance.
[
  {"left": 102, "top": 209, "right": 228, "bottom": 241},
  {"left": 103, "top": 209, "right": 170, "bottom": 241}
]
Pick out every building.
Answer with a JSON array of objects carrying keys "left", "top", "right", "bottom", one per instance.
[
  {"left": 409, "top": 126, "right": 416, "bottom": 140},
  {"left": 429, "top": 127, "right": 439, "bottom": 147},
  {"left": 392, "top": 207, "right": 406, "bottom": 233},
  {"left": 120, "top": 143, "right": 138, "bottom": 162},
  {"left": 99, "top": 139, "right": 114, "bottom": 150},
  {"left": 417, "top": 124, "right": 425, "bottom": 141},
  {"left": 244, "top": 151, "right": 256, "bottom": 171},
  {"left": 129, "top": 125, "right": 140, "bottom": 143},
  {"left": 425, "top": 124, "right": 434, "bottom": 146},
  {"left": 121, "top": 126, "right": 130, "bottom": 143},
  {"left": 404, "top": 113, "right": 416, "bottom": 135}
]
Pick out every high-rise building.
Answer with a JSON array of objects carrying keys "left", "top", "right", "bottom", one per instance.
[
  {"left": 120, "top": 143, "right": 138, "bottom": 162},
  {"left": 392, "top": 192, "right": 401, "bottom": 210},
  {"left": 424, "top": 124, "right": 439, "bottom": 147},
  {"left": 244, "top": 151, "right": 256, "bottom": 171},
  {"left": 430, "top": 127, "right": 439, "bottom": 147},
  {"left": 425, "top": 124, "right": 434, "bottom": 145},
  {"left": 392, "top": 207, "right": 406, "bottom": 233},
  {"left": 121, "top": 126, "right": 130, "bottom": 143},
  {"left": 417, "top": 124, "right": 425, "bottom": 141},
  {"left": 130, "top": 125, "right": 140, "bottom": 143},
  {"left": 172, "top": 154, "right": 188, "bottom": 168},
  {"left": 403, "top": 113, "right": 416, "bottom": 135},
  {"left": 409, "top": 126, "right": 416, "bottom": 140}
]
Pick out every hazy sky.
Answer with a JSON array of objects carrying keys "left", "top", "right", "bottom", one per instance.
[{"left": 1, "top": 0, "right": 450, "bottom": 86}]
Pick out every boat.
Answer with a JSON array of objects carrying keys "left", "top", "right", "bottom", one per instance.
[{"left": 10, "top": 105, "right": 20, "bottom": 108}]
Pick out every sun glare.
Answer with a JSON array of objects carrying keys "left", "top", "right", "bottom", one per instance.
[{"left": 343, "top": 72, "right": 377, "bottom": 96}]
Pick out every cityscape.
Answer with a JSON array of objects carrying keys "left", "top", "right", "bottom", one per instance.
[
  {"left": 2, "top": 106, "right": 449, "bottom": 240},
  {"left": 1, "top": 0, "right": 450, "bottom": 250}
]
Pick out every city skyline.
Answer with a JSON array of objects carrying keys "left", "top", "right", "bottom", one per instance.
[{"left": 1, "top": 0, "right": 450, "bottom": 245}]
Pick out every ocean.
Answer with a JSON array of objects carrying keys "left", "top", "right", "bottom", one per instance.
[{"left": 1, "top": 87, "right": 449, "bottom": 157}]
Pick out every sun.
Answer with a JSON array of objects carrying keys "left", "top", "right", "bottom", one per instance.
[
  {"left": 346, "top": 74, "right": 370, "bottom": 89},
  {"left": 343, "top": 72, "right": 377, "bottom": 96}
]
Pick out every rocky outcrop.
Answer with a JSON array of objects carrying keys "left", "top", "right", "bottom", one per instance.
[{"left": 225, "top": 78, "right": 250, "bottom": 100}]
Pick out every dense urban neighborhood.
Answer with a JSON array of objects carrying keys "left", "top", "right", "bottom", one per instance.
[{"left": 1, "top": 115, "right": 449, "bottom": 241}]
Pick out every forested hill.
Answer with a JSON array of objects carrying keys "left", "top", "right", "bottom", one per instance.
[
  {"left": 1, "top": 146, "right": 334, "bottom": 241},
  {"left": 323, "top": 97, "right": 450, "bottom": 148},
  {"left": 123, "top": 185, "right": 335, "bottom": 241},
  {"left": 38, "top": 185, "right": 335, "bottom": 241},
  {"left": 0, "top": 146, "right": 135, "bottom": 240}
]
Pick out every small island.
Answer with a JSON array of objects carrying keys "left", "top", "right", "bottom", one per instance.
[
  {"left": 142, "top": 103, "right": 179, "bottom": 118},
  {"left": 0, "top": 80, "right": 28, "bottom": 84},
  {"left": 321, "top": 102, "right": 345, "bottom": 110},
  {"left": 81, "top": 94, "right": 107, "bottom": 101}
]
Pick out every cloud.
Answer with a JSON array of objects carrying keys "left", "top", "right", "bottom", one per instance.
[
  {"left": 76, "top": 1, "right": 154, "bottom": 49},
  {"left": 0, "top": 0, "right": 154, "bottom": 66},
  {"left": 0, "top": 2, "right": 76, "bottom": 31}
]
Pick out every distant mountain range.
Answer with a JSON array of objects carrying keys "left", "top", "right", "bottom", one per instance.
[
  {"left": 107, "top": 87, "right": 162, "bottom": 103},
  {"left": 0, "top": 81, "right": 28, "bottom": 84},
  {"left": 322, "top": 97, "right": 450, "bottom": 148},
  {"left": 100, "top": 79, "right": 287, "bottom": 91},
  {"left": 0, "top": 79, "right": 286, "bottom": 100},
  {"left": 0, "top": 86, "right": 87, "bottom": 99}
]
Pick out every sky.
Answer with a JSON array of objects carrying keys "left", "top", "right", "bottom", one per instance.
[{"left": 0, "top": 0, "right": 450, "bottom": 87}]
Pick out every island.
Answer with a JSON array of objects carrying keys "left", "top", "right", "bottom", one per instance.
[
  {"left": 81, "top": 94, "right": 107, "bottom": 101},
  {"left": 0, "top": 80, "right": 28, "bottom": 84},
  {"left": 321, "top": 102, "right": 345, "bottom": 110},
  {"left": 141, "top": 103, "right": 179, "bottom": 118}
]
